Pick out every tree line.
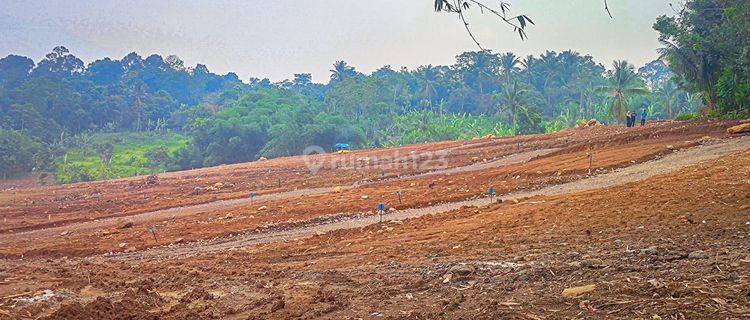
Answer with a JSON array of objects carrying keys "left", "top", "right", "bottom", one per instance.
[{"left": 0, "top": 0, "right": 746, "bottom": 181}]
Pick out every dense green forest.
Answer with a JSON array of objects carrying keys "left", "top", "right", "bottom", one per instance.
[{"left": 0, "top": 0, "right": 746, "bottom": 183}]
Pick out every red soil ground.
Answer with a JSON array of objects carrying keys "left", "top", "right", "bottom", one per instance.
[{"left": 0, "top": 120, "right": 748, "bottom": 319}]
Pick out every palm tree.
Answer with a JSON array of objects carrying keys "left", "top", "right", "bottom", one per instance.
[
  {"left": 656, "top": 79, "right": 678, "bottom": 118},
  {"left": 454, "top": 50, "right": 499, "bottom": 95},
  {"left": 417, "top": 65, "right": 440, "bottom": 111},
  {"left": 658, "top": 40, "right": 719, "bottom": 111},
  {"left": 329, "top": 61, "right": 356, "bottom": 83},
  {"left": 292, "top": 73, "right": 312, "bottom": 87},
  {"left": 569, "top": 76, "right": 596, "bottom": 118},
  {"left": 520, "top": 55, "right": 535, "bottom": 70},
  {"left": 131, "top": 82, "right": 147, "bottom": 132},
  {"left": 599, "top": 60, "right": 649, "bottom": 124},
  {"left": 520, "top": 55, "right": 537, "bottom": 84},
  {"left": 499, "top": 52, "right": 521, "bottom": 81},
  {"left": 497, "top": 78, "right": 528, "bottom": 126},
  {"left": 515, "top": 105, "right": 542, "bottom": 134}
]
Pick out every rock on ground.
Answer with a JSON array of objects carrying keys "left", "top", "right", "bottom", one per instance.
[{"left": 727, "top": 122, "right": 750, "bottom": 135}]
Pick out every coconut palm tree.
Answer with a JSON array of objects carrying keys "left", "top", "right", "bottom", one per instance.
[
  {"left": 658, "top": 40, "right": 719, "bottom": 111},
  {"left": 417, "top": 65, "right": 440, "bottom": 111},
  {"left": 292, "top": 73, "right": 312, "bottom": 87},
  {"left": 520, "top": 55, "right": 536, "bottom": 70},
  {"left": 520, "top": 55, "right": 537, "bottom": 84},
  {"left": 599, "top": 60, "right": 649, "bottom": 124},
  {"left": 497, "top": 78, "right": 528, "bottom": 126},
  {"left": 329, "top": 61, "right": 356, "bottom": 83},
  {"left": 499, "top": 52, "right": 521, "bottom": 81},
  {"left": 656, "top": 79, "right": 678, "bottom": 118}
]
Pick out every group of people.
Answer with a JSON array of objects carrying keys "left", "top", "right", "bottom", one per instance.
[{"left": 626, "top": 109, "right": 647, "bottom": 128}]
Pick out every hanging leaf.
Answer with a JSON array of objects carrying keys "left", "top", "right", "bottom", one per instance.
[
  {"left": 522, "top": 15, "right": 535, "bottom": 25},
  {"left": 434, "top": 0, "right": 445, "bottom": 11}
]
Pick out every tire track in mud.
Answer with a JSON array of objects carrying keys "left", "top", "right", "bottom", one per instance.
[
  {"left": 0, "top": 148, "right": 559, "bottom": 241},
  {"left": 112, "top": 136, "right": 750, "bottom": 261}
]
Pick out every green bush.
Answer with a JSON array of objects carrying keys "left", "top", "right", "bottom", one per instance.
[{"left": 0, "top": 129, "right": 43, "bottom": 178}]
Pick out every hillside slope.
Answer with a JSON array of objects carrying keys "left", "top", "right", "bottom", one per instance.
[{"left": 1, "top": 120, "right": 749, "bottom": 319}]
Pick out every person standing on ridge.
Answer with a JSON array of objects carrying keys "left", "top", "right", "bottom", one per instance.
[
  {"left": 640, "top": 108, "right": 647, "bottom": 126},
  {"left": 625, "top": 111, "right": 631, "bottom": 127},
  {"left": 626, "top": 111, "right": 634, "bottom": 127}
]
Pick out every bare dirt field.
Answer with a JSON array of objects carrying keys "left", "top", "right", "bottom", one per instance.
[{"left": 1, "top": 120, "right": 749, "bottom": 319}]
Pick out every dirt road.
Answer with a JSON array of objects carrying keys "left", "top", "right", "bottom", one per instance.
[{"left": 113, "top": 135, "right": 750, "bottom": 260}]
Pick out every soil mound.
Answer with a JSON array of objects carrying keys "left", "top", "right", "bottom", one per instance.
[{"left": 43, "top": 296, "right": 158, "bottom": 320}]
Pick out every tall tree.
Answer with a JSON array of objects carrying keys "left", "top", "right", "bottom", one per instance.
[
  {"left": 416, "top": 65, "right": 441, "bottom": 111},
  {"left": 329, "top": 61, "right": 357, "bottom": 84},
  {"left": 654, "top": 0, "right": 749, "bottom": 114},
  {"left": 293, "top": 73, "right": 312, "bottom": 87},
  {"left": 499, "top": 52, "right": 521, "bottom": 81},
  {"left": 656, "top": 79, "right": 679, "bottom": 119},
  {"left": 0, "top": 55, "right": 34, "bottom": 88},
  {"left": 497, "top": 78, "right": 527, "bottom": 126},
  {"left": 600, "top": 60, "right": 649, "bottom": 124},
  {"left": 31, "top": 46, "right": 84, "bottom": 79}
]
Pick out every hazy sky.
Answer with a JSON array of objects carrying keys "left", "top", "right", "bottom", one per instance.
[{"left": 0, "top": 0, "right": 675, "bottom": 82}]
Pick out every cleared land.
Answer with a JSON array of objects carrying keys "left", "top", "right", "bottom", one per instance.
[{"left": 1, "top": 120, "right": 749, "bottom": 319}]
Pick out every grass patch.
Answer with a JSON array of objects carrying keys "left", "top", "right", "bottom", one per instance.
[{"left": 55, "top": 132, "right": 190, "bottom": 184}]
